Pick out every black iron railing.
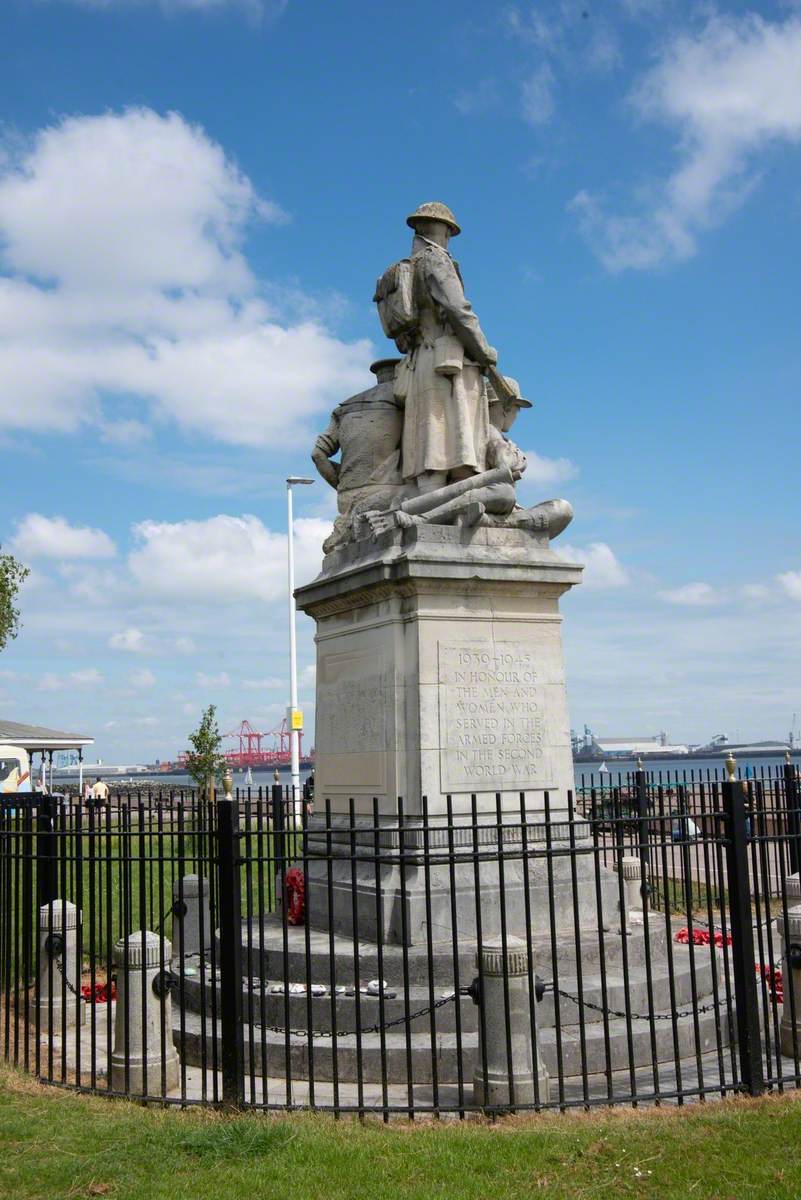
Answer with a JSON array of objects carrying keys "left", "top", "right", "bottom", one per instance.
[{"left": 1, "top": 766, "right": 800, "bottom": 1116}]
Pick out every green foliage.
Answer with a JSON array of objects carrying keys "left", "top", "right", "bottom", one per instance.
[
  {"left": 184, "top": 704, "right": 227, "bottom": 796},
  {"left": 0, "top": 549, "right": 29, "bottom": 652}
]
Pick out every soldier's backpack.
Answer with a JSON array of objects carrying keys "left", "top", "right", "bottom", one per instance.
[{"left": 373, "top": 258, "right": 417, "bottom": 342}]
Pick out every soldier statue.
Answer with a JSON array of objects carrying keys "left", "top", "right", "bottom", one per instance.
[{"left": 311, "top": 202, "right": 573, "bottom": 550}]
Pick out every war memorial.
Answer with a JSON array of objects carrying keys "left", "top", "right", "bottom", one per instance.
[{"left": 3, "top": 203, "right": 801, "bottom": 1116}]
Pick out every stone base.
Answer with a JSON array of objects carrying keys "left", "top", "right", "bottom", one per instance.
[
  {"left": 473, "top": 1067, "right": 550, "bottom": 1108},
  {"left": 296, "top": 522, "right": 583, "bottom": 820},
  {"left": 780, "top": 1019, "right": 800, "bottom": 1057},
  {"left": 302, "top": 835, "right": 617, "bottom": 945},
  {"left": 30, "top": 996, "right": 86, "bottom": 1030},
  {"left": 111, "top": 1051, "right": 179, "bottom": 1096}
]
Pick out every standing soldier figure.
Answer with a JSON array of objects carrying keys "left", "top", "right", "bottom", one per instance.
[{"left": 374, "top": 202, "right": 499, "bottom": 494}]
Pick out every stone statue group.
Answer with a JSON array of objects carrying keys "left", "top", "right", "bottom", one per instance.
[{"left": 312, "top": 202, "right": 573, "bottom": 556}]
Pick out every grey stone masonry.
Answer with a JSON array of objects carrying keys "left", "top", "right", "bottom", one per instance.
[
  {"left": 472, "top": 935, "right": 549, "bottom": 1109},
  {"left": 172, "top": 874, "right": 211, "bottom": 958},
  {"left": 111, "top": 931, "right": 179, "bottom": 1096},
  {"left": 619, "top": 856, "right": 646, "bottom": 932},
  {"left": 780, "top": 904, "right": 801, "bottom": 1058},
  {"left": 30, "top": 900, "right": 85, "bottom": 1030}
]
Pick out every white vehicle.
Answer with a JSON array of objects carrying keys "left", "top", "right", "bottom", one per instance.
[{"left": 0, "top": 743, "right": 32, "bottom": 793}]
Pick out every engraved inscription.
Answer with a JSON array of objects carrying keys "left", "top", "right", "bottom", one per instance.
[{"left": 438, "top": 642, "right": 552, "bottom": 793}]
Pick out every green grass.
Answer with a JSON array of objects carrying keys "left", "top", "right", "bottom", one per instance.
[
  {"left": 2, "top": 1067, "right": 801, "bottom": 1200},
  {"left": 4, "top": 820, "right": 300, "bottom": 975},
  {"left": 650, "top": 875, "right": 721, "bottom": 917}
]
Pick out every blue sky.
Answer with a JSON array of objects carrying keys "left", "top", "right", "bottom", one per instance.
[{"left": 1, "top": 0, "right": 800, "bottom": 763}]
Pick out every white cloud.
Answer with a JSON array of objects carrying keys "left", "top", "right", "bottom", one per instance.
[
  {"left": 130, "top": 668, "right": 156, "bottom": 689},
  {"left": 572, "top": 13, "right": 801, "bottom": 270},
  {"left": 175, "top": 636, "right": 197, "bottom": 655},
  {"left": 109, "top": 627, "right": 148, "bottom": 653},
  {"left": 196, "top": 671, "right": 231, "bottom": 689},
  {"left": 0, "top": 108, "right": 371, "bottom": 445},
  {"left": 243, "top": 677, "right": 284, "bottom": 690},
  {"left": 778, "top": 571, "right": 801, "bottom": 601},
  {"left": 521, "top": 66, "right": 556, "bottom": 127},
  {"left": 128, "top": 513, "right": 329, "bottom": 602},
  {"left": 558, "top": 542, "right": 629, "bottom": 589},
  {"left": 37, "top": 667, "right": 104, "bottom": 690},
  {"left": 741, "top": 583, "right": 771, "bottom": 602},
  {"left": 71, "top": 668, "right": 104, "bottom": 687},
  {"left": 11, "top": 514, "right": 116, "bottom": 559},
  {"left": 519, "top": 450, "right": 578, "bottom": 489},
  {"left": 37, "top": 673, "right": 64, "bottom": 693},
  {"left": 659, "top": 581, "right": 720, "bottom": 607}
]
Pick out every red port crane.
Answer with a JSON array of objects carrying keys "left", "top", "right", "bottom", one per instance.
[{"left": 221, "top": 718, "right": 303, "bottom": 769}]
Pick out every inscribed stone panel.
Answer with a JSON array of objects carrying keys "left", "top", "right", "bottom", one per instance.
[{"left": 438, "top": 641, "right": 553, "bottom": 793}]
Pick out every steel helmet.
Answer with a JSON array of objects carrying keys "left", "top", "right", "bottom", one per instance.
[{"left": 406, "top": 201, "right": 461, "bottom": 236}]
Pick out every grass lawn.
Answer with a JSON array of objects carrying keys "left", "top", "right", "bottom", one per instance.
[{"left": 2, "top": 1067, "right": 801, "bottom": 1200}]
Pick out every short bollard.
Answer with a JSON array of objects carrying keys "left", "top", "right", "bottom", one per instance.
[
  {"left": 619, "top": 856, "right": 646, "bottom": 930},
  {"left": 111, "top": 931, "right": 179, "bottom": 1096},
  {"left": 472, "top": 937, "right": 549, "bottom": 1109},
  {"left": 780, "top": 905, "right": 801, "bottom": 1057},
  {"left": 775, "top": 874, "right": 801, "bottom": 961},
  {"left": 30, "top": 900, "right": 86, "bottom": 1030},
  {"left": 171, "top": 874, "right": 211, "bottom": 957}
]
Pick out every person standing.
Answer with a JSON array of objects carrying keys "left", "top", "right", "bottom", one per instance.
[
  {"left": 91, "top": 776, "right": 109, "bottom": 804},
  {"left": 375, "top": 202, "right": 498, "bottom": 494}
]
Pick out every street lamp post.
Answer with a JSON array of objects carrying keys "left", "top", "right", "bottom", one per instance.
[{"left": 286, "top": 476, "right": 314, "bottom": 815}]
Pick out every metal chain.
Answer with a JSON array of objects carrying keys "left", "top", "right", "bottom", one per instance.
[
  {"left": 248, "top": 992, "right": 459, "bottom": 1040},
  {"left": 52, "top": 954, "right": 80, "bottom": 999},
  {"left": 549, "top": 984, "right": 718, "bottom": 1022}
]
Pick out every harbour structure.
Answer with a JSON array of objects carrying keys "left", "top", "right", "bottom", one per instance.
[{"left": 175, "top": 717, "right": 312, "bottom": 772}]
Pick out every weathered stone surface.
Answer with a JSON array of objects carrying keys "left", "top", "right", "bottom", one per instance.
[
  {"left": 472, "top": 936, "right": 549, "bottom": 1108},
  {"left": 297, "top": 528, "right": 582, "bottom": 820},
  {"left": 111, "top": 931, "right": 179, "bottom": 1096},
  {"left": 30, "top": 899, "right": 85, "bottom": 1030},
  {"left": 171, "top": 874, "right": 211, "bottom": 958}
]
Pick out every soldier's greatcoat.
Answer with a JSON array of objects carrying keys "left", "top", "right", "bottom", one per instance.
[{"left": 394, "top": 236, "right": 493, "bottom": 482}]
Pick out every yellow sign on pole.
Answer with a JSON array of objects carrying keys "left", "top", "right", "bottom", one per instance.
[{"left": 288, "top": 708, "right": 304, "bottom": 732}]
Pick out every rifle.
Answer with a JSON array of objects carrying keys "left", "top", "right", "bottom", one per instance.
[{"left": 485, "top": 363, "right": 517, "bottom": 405}]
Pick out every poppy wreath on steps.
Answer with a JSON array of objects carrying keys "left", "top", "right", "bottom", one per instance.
[{"left": 285, "top": 867, "right": 305, "bottom": 926}]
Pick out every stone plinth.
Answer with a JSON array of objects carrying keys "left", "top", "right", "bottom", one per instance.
[{"left": 296, "top": 522, "right": 582, "bottom": 822}]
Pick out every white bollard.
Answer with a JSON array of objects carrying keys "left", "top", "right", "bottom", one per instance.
[
  {"left": 171, "top": 874, "right": 211, "bottom": 957},
  {"left": 780, "top": 905, "right": 801, "bottom": 1057},
  {"left": 30, "top": 900, "right": 86, "bottom": 1030},
  {"left": 472, "top": 936, "right": 549, "bottom": 1109},
  {"left": 111, "top": 931, "right": 179, "bottom": 1096},
  {"left": 775, "top": 873, "right": 801, "bottom": 960},
  {"left": 619, "top": 856, "right": 646, "bottom": 930}
]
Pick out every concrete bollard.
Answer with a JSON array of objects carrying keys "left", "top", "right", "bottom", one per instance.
[
  {"left": 780, "top": 905, "right": 801, "bottom": 1057},
  {"left": 472, "top": 936, "right": 549, "bottom": 1109},
  {"left": 30, "top": 900, "right": 86, "bottom": 1029},
  {"left": 171, "top": 874, "right": 211, "bottom": 957},
  {"left": 775, "top": 874, "right": 801, "bottom": 961},
  {"left": 619, "top": 856, "right": 646, "bottom": 930},
  {"left": 111, "top": 931, "right": 179, "bottom": 1096}
]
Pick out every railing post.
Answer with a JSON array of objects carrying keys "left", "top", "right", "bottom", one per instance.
[
  {"left": 723, "top": 754, "right": 764, "bottom": 1096},
  {"left": 784, "top": 753, "right": 800, "bottom": 876},
  {"left": 272, "top": 773, "right": 285, "bottom": 899},
  {"left": 36, "top": 794, "right": 59, "bottom": 910},
  {"left": 216, "top": 772, "right": 244, "bottom": 1107},
  {"left": 634, "top": 761, "right": 651, "bottom": 907}
]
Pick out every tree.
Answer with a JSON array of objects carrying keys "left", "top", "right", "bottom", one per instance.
[
  {"left": 0, "top": 549, "right": 29, "bottom": 653},
  {"left": 184, "top": 705, "right": 228, "bottom": 800}
]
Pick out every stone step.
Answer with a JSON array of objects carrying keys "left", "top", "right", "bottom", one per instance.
[
  {"left": 236, "top": 916, "right": 675, "bottom": 986},
  {"left": 173, "top": 996, "right": 730, "bottom": 1083},
  {"left": 174, "top": 951, "right": 717, "bottom": 1035}
]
